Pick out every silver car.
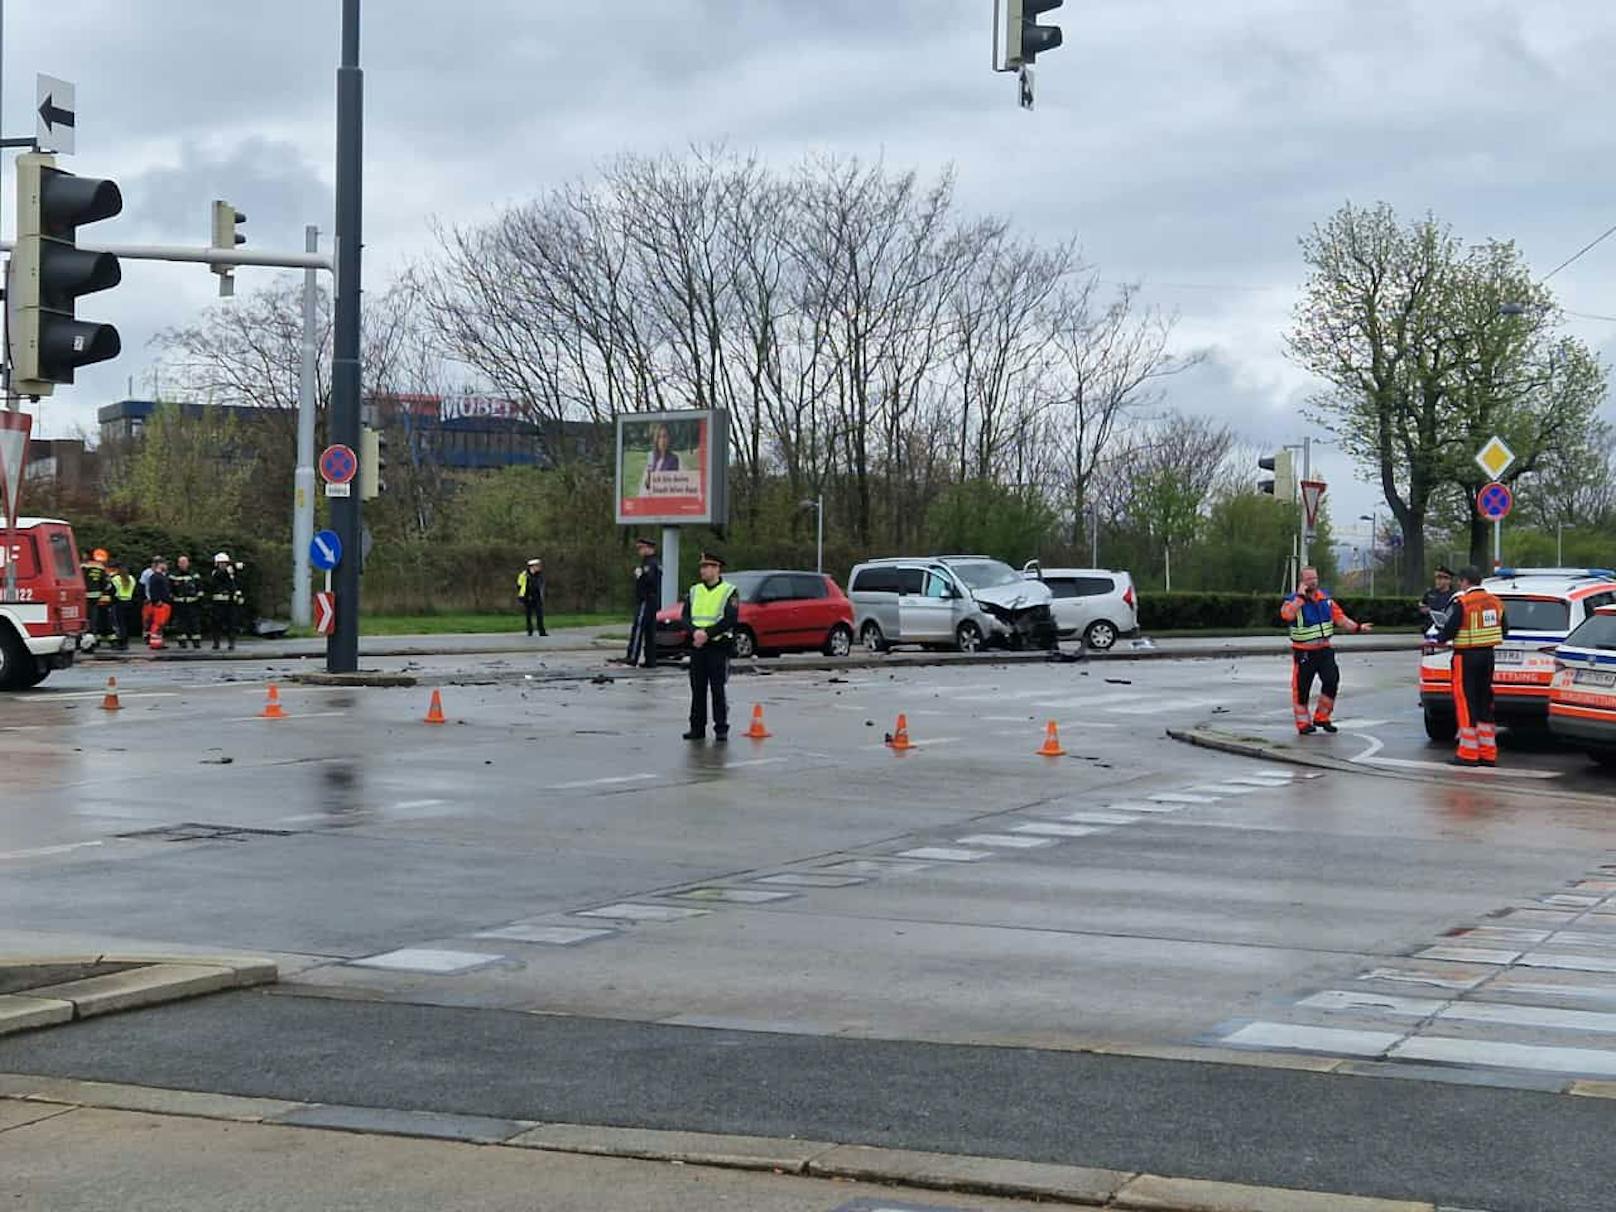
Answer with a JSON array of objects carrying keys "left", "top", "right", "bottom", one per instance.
[
  {"left": 849, "top": 556, "right": 1058, "bottom": 653},
  {"left": 1023, "top": 563, "right": 1138, "bottom": 650}
]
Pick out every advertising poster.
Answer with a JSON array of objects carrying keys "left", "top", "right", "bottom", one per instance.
[{"left": 615, "top": 409, "right": 728, "bottom": 526}]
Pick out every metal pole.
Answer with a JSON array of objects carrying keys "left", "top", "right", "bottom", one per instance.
[
  {"left": 1369, "top": 509, "right": 1376, "bottom": 597},
  {"left": 1493, "top": 518, "right": 1501, "bottom": 571},
  {"left": 1558, "top": 522, "right": 1564, "bottom": 566},
  {"left": 1090, "top": 504, "right": 1099, "bottom": 568},
  {"left": 815, "top": 495, "right": 823, "bottom": 575},
  {"left": 291, "top": 225, "right": 319, "bottom": 629},
  {"left": 327, "top": 0, "right": 363, "bottom": 673},
  {"left": 1299, "top": 436, "right": 1312, "bottom": 570},
  {"left": 660, "top": 525, "right": 680, "bottom": 611}
]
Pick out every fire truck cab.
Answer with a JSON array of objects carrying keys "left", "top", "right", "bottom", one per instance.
[{"left": 0, "top": 517, "right": 89, "bottom": 690}]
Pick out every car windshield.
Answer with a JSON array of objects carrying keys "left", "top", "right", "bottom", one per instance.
[
  {"left": 946, "top": 560, "right": 1020, "bottom": 590},
  {"left": 1500, "top": 596, "right": 1570, "bottom": 634},
  {"left": 1567, "top": 612, "right": 1616, "bottom": 651}
]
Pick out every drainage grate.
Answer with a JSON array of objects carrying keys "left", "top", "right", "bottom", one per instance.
[{"left": 116, "top": 822, "right": 297, "bottom": 843}]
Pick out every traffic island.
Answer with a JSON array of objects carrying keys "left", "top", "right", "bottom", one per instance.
[
  {"left": 0, "top": 956, "right": 276, "bottom": 1038},
  {"left": 289, "top": 671, "right": 418, "bottom": 688}
]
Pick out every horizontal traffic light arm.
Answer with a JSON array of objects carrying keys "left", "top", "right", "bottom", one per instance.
[{"left": 0, "top": 239, "right": 331, "bottom": 272}]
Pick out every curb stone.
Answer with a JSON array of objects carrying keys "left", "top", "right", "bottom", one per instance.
[
  {"left": 0, "top": 956, "right": 277, "bottom": 1037},
  {"left": 0, "top": 1075, "right": 1457, "bottom": 1211}
]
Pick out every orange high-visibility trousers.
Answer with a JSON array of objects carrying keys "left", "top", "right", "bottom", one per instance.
[{"left": 1452, "top": 648, "right": 1497, "bottom": 763}]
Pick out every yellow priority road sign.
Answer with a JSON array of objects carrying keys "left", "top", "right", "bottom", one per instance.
[{"left": 1475, "top": 435, "right": 1516, "bottom": 481}]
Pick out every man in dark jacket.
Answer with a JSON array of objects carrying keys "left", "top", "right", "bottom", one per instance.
[
  {"left": 169, "top": 555, "right": 205, "bottom": 650},
  {"left": 1419, "top": 567, "right": 1456, "bottom": 630},
  {"left": 208, "top": 553, "right": 244, "bottom": 651},
  {"left": 625, "top": 537, "right": 661, "bottom": 668},
  {"left": 680, "top": 551, "right": 740, "bottom": 741},
  {"left": 145, "top": 560, "right": 174, "bottom": 650},
  {"left": 517, "top": 558, "right": 548, "bottom": 636}
]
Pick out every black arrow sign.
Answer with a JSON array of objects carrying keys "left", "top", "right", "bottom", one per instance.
[{"left": 38, "top": 94, "right": 75, "bottom": 133}]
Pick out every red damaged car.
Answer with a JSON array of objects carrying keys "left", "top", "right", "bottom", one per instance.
[{"left": 655, "top": 570, "right": 855, "bottom": 660}]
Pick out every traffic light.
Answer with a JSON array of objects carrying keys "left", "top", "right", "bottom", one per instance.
[
  {"left": 210, "top": 200, "right": 247, "bottom": 297},
  {"left": 1258, "top": 450, "right": 1296, "bottom": 500},
  {"left": 1002, "top": 0, "right": 1064, "bottom": 68},
  {"left": 6, "top": 152, "right": 122, "bottom": 398},
  {"left": 360, "top": 425, "right": 387, "bottom": 500}
]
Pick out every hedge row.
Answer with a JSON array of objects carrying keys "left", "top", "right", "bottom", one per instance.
[{"left": 1137, "top": 592, "right": 1423, "bottom": 631}]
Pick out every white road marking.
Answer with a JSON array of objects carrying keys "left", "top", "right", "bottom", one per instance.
[
  {"left": 1327, "top": 718, "right": 1391, "bottom": 730},
  {"left": 1221, "top": 1022, "right": 1399, "bottom": 1057},
  {"left": 1148, "top": 792, "right": 1221, "bottom": 804},
  {"left": 472, "top": 925, "right": 614, "bottom": 945},
  {"left": 0, "top": 840, "right": 104, "bottom": 861},
  {"left": 1102, "top": 801, "right": 1183, "bottom": 814},
  {"left": 955, "top": 833, "right": 1057, "bottom": 849},
  {"left": 1519, "top": 953, "right": 1616, "bottom": 974},
  {"left": 220, "top": 710, "right": 347, "bottom": 724},
  {"left": 859, "top": 736, "right": 964, "bottom": 751},
  {"left": 1058, "top": 811, "right": 1141, "bottom": 825},
  {"left": 33, "top": 690, "right": 179, "bottom": 702},
  {"left": 896, "top": 846, "right": 989, "bottom": 862},
  {"left": 722, "top": 758, "right": 788, "bottom": 769},
  {"left": 575, "top": 903, "right": 709, "bottom": 922},
  {"left": 1415, "top": 945, "right": 1522, "bottom": 965},
  {"left": 1360, "top": 755, "right": 1561, "bottom": 779},
  {"left": 1190, "top": 783, "right": 1258, "bottom": 795},
  {"left": 550, "top": 773, "right": 657, "bottom": 790},
  {"left": 347, "top": 948, "right": 503, "bottom": 973},
  {"left": 1391, "top": 1035, "right": 1616, "bottom": 1077},
  {"left": 1012, "top": 822, "right": 1107, "bottom": 838}
]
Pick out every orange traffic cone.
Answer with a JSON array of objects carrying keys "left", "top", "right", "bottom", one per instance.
[
  {"left": 260, "top": 684, "right": 288, "bottom": 719},
  {"left": 423, "top": 689, "right": 447, "bottom": 725},
  {"left": 886, "top": 713, "right": 914, "bottom": 752},
  {"left": 744, "top": 704, "right": 771, "bottom": 740},
  {"left": 1037, "top": 719, "right": 1067, "bottom": 757},
  {"left": 100, "top": 677, "right": 121, "bottom": 712}
]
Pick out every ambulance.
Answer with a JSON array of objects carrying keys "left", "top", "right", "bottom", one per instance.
[
  {"left": 1418, "top": 568, "right": 1616, "bottom": 741},
  {"left": 1548, "top": 605, "right": 1616, "bottom": 768},
  {"left": 0, "top": 517, "right": 89, "bottom": 690}
]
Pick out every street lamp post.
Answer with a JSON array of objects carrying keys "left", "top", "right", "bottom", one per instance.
[
  {"left": 1359, "top": 511, "right": 1378, "bottom": 597},
  {"left": 799, "top": 496, "right": 823, "bottom": 574}
]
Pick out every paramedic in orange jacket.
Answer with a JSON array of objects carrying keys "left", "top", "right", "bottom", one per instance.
[
  {"left": 1280, "top": 566, "right": 1373, "bottom": 734},
  {"left": 1436, "top": 566, "right": 1506, "bottom": 767}
]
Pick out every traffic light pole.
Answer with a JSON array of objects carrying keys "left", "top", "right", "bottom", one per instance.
[{"left": 327, "top": 0, "right": 364, "bottom": 674}]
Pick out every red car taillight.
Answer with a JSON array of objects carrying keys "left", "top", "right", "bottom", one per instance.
[{"left": 1123, "top": 586, "right": 1135, "bottom": 608}]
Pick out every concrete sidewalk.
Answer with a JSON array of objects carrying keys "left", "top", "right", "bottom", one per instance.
[{"left": 0, "top": 1084, "right": 1453, "bottom": 1212}]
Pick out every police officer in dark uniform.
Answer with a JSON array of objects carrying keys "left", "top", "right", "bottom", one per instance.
[
  {"left": 681, "top": 551, "right": 739, "bottom": 741},
  {"left": 169, "top": 555, "right": 205, "bottom": 649},
  {"left": 1420, "top": 566, "right": 1456, "bottom": 630},
  {"left": 625, "top": 536, "right": 661, "bottom": 668}
]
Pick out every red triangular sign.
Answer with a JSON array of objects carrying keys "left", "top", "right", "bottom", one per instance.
[{"left": 1299, "top": 479, "right": 1326, "bottom": 529}]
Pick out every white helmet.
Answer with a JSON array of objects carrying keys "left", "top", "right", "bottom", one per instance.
[{"left": 214, "top": 552, "right": 231, "bottom": 563}]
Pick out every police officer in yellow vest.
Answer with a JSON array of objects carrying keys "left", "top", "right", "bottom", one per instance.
[{"left": 680, "top": 551, "right": 740, "bottom": 741}]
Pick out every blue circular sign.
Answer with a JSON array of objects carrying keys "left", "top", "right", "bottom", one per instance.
[
  {"left": 1478, "top": 481, "right": 1513, "bottom": 521},
  {"left": 319, "top": 443, "right": 357, "bottom": 485},
  {"left": 310, "top": 529, "right": 343, "bottom": 571}
]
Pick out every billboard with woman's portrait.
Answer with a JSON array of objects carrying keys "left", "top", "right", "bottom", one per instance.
[{"left": 614, "top": 409, "right": 729, "bottom": 525}]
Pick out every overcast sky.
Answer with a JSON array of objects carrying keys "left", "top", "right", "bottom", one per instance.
[{"left": 6, "top": 0, "right": 1616, "bottom": 549}]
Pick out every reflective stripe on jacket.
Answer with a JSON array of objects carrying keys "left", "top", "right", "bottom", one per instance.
[
  {"left": 689, "top": 581, "right": 737, "bottom": 629},
  {"left": 1448, "top": 587, "right": 1505, "bottom": 649},
  {"left": 111, "top": 575, "right": 138, "bottom": 602},
  {"left": 1280, "top": 591, "right": 1358, "bottom": 650}
]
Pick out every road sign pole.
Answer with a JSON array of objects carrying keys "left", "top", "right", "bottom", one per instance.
[
  {"left": 327, "top": 0, "right": 364, "bottom": 674},
  {"left": 1300, "top": 436, "right": 1312, "bottom": 570},
  {"left": 1494, "top": 518, "right": 1501, "bottom": 571}
]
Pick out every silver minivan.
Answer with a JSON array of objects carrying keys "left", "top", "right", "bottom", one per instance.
[{"left": 848, "top": 556, "right": 1058, "bottom": 653}]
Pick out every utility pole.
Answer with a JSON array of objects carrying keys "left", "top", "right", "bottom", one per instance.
[
  {"left": 328, "top": 0, "right": 364, "bottom": 673},
  {"left": 291, "top": 225, "right": 319, "bottom": 629}
]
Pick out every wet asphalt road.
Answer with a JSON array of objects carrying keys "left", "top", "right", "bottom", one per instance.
[{"left": 4, "top": 650, "right": 1616, "bottom": 1210}]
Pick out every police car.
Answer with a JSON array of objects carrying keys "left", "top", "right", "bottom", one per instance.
[
  {"left": 1418, "top": 568, "right": 1616, "bottom": 742},
  {"left": 1548, "top": 605, "right": 1616, "bottom": 767}
]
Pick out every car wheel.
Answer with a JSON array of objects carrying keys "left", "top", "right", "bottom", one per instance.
[
  {"left": 1084, "top": 620, "right": 1119, "bottom": 651},
  {"left": 1423, "top": 708, "right": 1457, "bottom": 743},
  {"left": 0, "top": 626, "right": 31, "bottom": 692},
  {"left": 955, "top": 620, "right": 984, "bottom": 654},
  {"left": 861, "top": 621, "right": 887, "bottom": 653},
  {"left": 731, "top": 627, "right": 757, "bottom": 659},
  {"left": 824, "top": 624, "right": 854, "bottom": 658}
]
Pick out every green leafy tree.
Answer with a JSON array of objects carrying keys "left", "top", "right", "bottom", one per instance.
[{"left": 108, "top": 404, "right": 255, "bottom": 537}]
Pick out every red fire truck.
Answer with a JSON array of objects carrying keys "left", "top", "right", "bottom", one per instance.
[{"left": 0, "top": 517, "right": 89, "bottom": 690}]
